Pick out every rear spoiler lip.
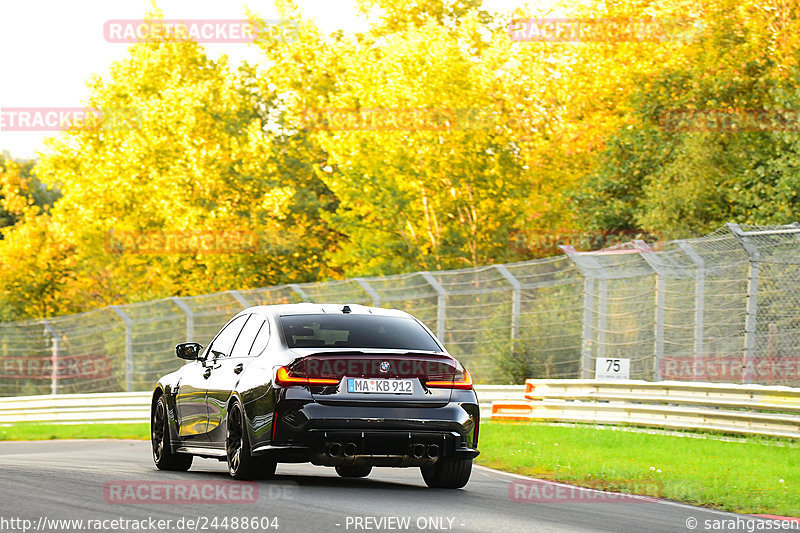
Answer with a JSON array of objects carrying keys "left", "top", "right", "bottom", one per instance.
[{"left": 285, "top": 350, "right": 459, "bottom": 373}]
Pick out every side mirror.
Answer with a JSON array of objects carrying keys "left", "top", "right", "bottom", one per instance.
[{"left": 176, "top": 342, "right": 204, "bottom": 360}]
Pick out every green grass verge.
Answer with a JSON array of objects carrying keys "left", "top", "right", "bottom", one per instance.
[
  {"left": 476, "top": 421, "right": 800, "bottom": 516},
  {"left": 0, "top": 422, "right": 149, "bottom": 441}
]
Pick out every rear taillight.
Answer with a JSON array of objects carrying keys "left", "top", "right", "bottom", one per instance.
[
  {"left": 275, "top": 366, "right": 340, "bottom": 387},
  {"left": 426, "top": 369, "right": 473, "bottom": 390}
]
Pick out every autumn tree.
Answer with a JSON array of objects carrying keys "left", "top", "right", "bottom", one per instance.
[
  {"left": 581, "top": 0, "right": 800, "bottom": 238},
  {"left": 0, "top": 155, "right": 59, "bottom": 230},
  {"left": 1, "top": 17, "right": 339, "bottom": 318}
]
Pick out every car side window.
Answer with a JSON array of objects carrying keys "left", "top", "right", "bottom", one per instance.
[
  {"left": 248, "top": 319, "right": 271, "bottom": 357},
  {"left": 207, "top": 315, "right": 248, "bottom": 358},
  {"left": 231, "top": 315, "right": 265, "bottom": 358}
]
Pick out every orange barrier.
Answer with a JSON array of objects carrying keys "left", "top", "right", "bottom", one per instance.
[{"left": 490, "top": 400, "right": 535, "bottom": 420}]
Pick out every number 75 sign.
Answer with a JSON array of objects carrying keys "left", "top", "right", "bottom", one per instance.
[{"left": 595, "top": 358, "right": 630, "bottom": 380}]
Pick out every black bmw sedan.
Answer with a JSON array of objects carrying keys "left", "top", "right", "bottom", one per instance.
[{"left": 151, "top": 303, "right": 479, "bottom": 488}]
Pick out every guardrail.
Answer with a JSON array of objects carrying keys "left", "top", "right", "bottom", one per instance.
[
  {"left": 475, "top": 385, "right": 526, "bottom": 419},
  {"left": 491, "top": 380, "right": 800, "bottom": 438},
  {"left": 0, "top": 385, "right": 525, "bottom": 424},
  {"left": 0, "top": 392, "right": 151, "bottom": 424},
  {"left": 3, "top": 382, "right": 798, "bottom": 439},
  {"left": 0, "top": 386, "right": 520, "bottom": 424}
]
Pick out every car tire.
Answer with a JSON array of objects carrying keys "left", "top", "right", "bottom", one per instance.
[
  {"left": 335, "top": 465, "right": 372, "bottom": 478},
  {"left": 420, "top": 458, "right": 472, "bottom": 489},
  {"left": 227, "top": 401, "right": 277, "bottom": 480},
  {"left": 152, "top": 395, "right": 193, "bottom": 471}
]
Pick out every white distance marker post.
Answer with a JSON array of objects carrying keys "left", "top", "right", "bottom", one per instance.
[{"left": 595, "top": 358, "right": 630, "bottom": 380}]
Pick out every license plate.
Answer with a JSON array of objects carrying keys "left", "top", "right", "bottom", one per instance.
[{"left": 347, "top": 378, "right": 413, "bottom": 394}]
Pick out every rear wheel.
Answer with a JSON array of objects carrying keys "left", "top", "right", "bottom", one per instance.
[
  {"left": 335, "top": 465, "right": 372, "bottom": 478},
  {"left": 226, "top": 401, "right": 277, "bottom": 480},
  {"left": 421, "top": 458, "right": 472, "bottom": 489},
  {"left": 152, "top": 395, "right": 192, "bottom": 471}
]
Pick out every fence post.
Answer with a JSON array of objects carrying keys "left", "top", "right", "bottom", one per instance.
[
  {"left": 110, "top": 306, "right": 133, "bottom": 392},
  {"left": 653, "top": 275, "right": 666, "bottom": 380},
  {"left": 494, "top": 265, "right": 521, "bottom": 344},
  {"left": 355, "top": 278, "right": 381, "bottom": 307},
  {"left": 421, "top": 272, "right": 447, "bottom": 341},
  {"left": 633, "top": 240, "right": 665, "bottom": 380},
  {"left": 560, "top": 245, "right": 602, "bottom": 378},
  {"left": 227, "top": 290, "right": 250, "bottom": 308},
  {"left": 727, "top": 223, "right": 759, "bottom": 383},
  {"left": 288, "top": 284, "right": 310, "bottom": 302},
  {"left": 43, "top": 322, "right": 60, "bottom": 395},
  {"left": 677, "top": 240, "right": 705, "bottom": 377},
  {"left": 581, "top": 278, "right": 595, "bottom": 378},
  {"left": 596, "top": 279, "right": 608, "bottom": 359},
  {"left": 170, "top": 297, "right": 194, "bottom": 342}
]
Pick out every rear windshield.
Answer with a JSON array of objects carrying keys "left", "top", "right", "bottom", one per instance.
[{"left": 279, "top": 314, "right": 441, "bottom": 351}]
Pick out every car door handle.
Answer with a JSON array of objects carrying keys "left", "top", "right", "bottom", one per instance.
[
  {"left": 203, "top": 368, "right": 211, "bottom": 379},
  {"left": 234, "top": 363, "right": 243, "bottom": 374}
]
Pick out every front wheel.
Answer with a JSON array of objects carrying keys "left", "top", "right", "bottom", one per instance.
[
  {"left": 152, "top": 395, "right": 192, "bottom": 471},
  {"left": 226, "top": 401, "right": 277, "bottom": 480},
  {"left": 421, "top": 458, "right": 472, "bottom": 489}
]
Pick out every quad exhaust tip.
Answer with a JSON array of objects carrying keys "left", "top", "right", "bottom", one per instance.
[
  {"left": 330, "top": 441, "right": 438, "bottom": 459},
  {"left": 327, "top": 442, "right": 343, "bottom": 457},
  {"left": 412, "top": 443, "right": 427, "bottom": 459},
  {"left": 427, "top": 444, "right": 439, "bottom": 459},
  {"left": 343, "top": 442, "right": 358, "bottom": 458}
]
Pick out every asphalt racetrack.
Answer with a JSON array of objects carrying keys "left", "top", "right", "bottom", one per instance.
[{"left": 0, "top": 440, "right": 756, "bottom": 533}]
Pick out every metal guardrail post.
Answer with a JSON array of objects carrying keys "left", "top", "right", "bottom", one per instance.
[
  {"left": 727, "top": 223, "right": 759, "bottom": 383},
  {"left": 494, "top": 265, "right": 521, "bottom": 343},
  {"left": 421, "top": 272, "right": 446, "bottom": 341},
  {"left": 677, "top": 240, "right": 706, "bottom": 377},
  {"left": 354, "top": 278, "right": 381, "bottom": 306},
  {"left": 110, "top": 306, "right": 134, "bottom": 392},
  {"left": 43, "top": 322, "right": 60, "bottom": 395},
  {"left": 170, "top": 297, "right": 194, "bottom": 342}
]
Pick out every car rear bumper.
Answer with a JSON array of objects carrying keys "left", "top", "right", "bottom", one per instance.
[
  {"left": 256, "top": 429, "right": 478, "bottom": 467},
  {"left": 258, "top": 393, "right": 479, "bottom": 466}
]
